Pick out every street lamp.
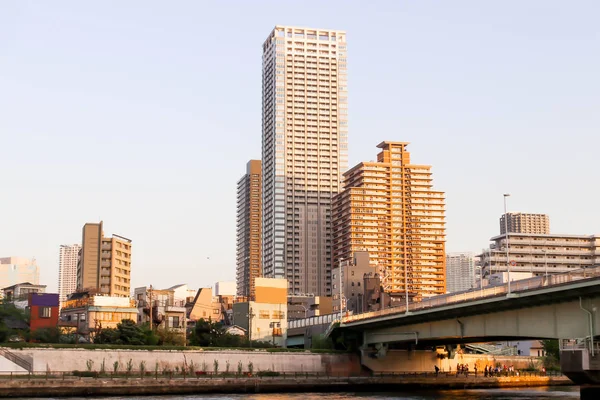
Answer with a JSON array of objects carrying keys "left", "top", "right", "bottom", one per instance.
[
  {"left": 298, "top": 304, "right": 308, "bottom": 318},
  {"left": 338, "top": 258, "right": 345, "bottom": 319},
  {"left": 503, "top": 194, "right": 511, "bottom": 295},
  {"left": 475, "top": 266, "right": 483, "bottom": 297}
]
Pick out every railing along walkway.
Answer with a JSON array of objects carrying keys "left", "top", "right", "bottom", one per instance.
[
  {"left": 343, "top": 266, "right": 600, "bottom": 324},
  {"left": 0, "top": 347, "right": 33, "bottom": 373}
]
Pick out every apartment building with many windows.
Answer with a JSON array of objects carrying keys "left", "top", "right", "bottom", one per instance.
[
  {"left": 478, "top": 233, "right": 600, "bottom": 277},
  {"left": 58, "top": 244, "right": 81, "bottom": 306},
  {"left": 332, "top": 142, "right": 446, "bottom": 300},
  {"left": 261, "top": 26, "right": 348, "bottom": 296},
  {"left": 500, "top": 213, "right": 550, "bottom": 235},
  {"left": 446, "top": 252, "right": 476, "bottom": 293},
  {"left": 236, "top": 160, "right": 262, "bottom": 299},
  {"left": 76, "top": 221, "right": 132, "bottom": 297}
]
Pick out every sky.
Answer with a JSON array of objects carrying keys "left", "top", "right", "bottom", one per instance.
[{"left": 1, "top": 1, "right": 598, "bottom": 293}]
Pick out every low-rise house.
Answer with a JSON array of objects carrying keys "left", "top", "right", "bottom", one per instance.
[
  {"left": 2, "top": 282, "right": 46, "bottom": 309},
  {"left": 59, "top": 291, "right": 138, "bottom": 340},
  {"left": 232, "top": 277, "right": 288, "bottom": 347},
  {"left": 28, "top": 293, "right": 59, "bottom": 333},
  {"left": 187, "top": 288, "right": 222, "bottom": 322},
  {"left": 134, "top": 285, "right": 188, "bottom": 334}
]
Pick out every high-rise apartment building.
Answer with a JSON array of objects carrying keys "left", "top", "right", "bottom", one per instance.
[
  {"left": 500, "top": 213, "right": 550, "bottom": 235},
  {"left": 332, "top": 142, "right": 446, "bottom": 299},
  {"left": 58, "top": 244, "right": 81, "bottom": 305},
  {"left": 446, "top": 252, "right": 475, "bottom": 293},
  {"left": 76, "top": 221, "right": 132, "bottom": 297},
  {"left": 236, "top": 160, "right": 262, "bottom": 299},
  {"left": 261, "top": 26, "right": 348, "bottom": 296}
]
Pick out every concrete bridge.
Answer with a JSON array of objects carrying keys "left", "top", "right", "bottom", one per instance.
[{"left": 326, "top": 267, "right": 600, "bottom": 385}]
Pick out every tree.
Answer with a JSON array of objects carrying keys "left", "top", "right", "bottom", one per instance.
[
  {"left": 117, "top": 320, "right": 146, "bottom": 345},
  {"left": 541, "top": 339, "right": 561, "bottom": 370},
  {"left": 0, "top": 303, "right": 29, "bottom": 342},
  {"left": 94, "top": 319, "right": 146, "bottom": 345},
  {"left": 541, "top": 339, "right": 560, "bottom": 360},
  {"left": 190, "top": 318, "right": 224, "bottom": 346},
  {"left": 31, "top": 327, "right": 61, "bottom": 343},
  {"left": 156, "top": 328, "right": 185, "bottom": 346},
  {"left": 189, "top": 318, "right": 276, "bottom": 348}
]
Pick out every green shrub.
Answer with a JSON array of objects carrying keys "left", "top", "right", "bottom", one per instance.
[
  {"left": 72, "top": 370, "right": 97, "bottom": 377},
  {"left": 256, "top": 370, "right": 280, "bottom": 377}
]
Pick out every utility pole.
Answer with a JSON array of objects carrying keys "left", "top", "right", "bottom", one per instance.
[
  {"left": 338, "top": 258, "right": 344, "bottom": 319},
  {"left": 148, "top": 284, "right": 153, "bottom": 330},
  {"left": 503, "top": 194, "right": 511, "bottom": 294},
  {"left": 248, "top": 306, "right": 254, "bottom": 348}
]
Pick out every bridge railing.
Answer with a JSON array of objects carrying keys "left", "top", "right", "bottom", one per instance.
[
  {"left": 343, "top": 266, "right": 600, "bottom": 324},
  {"left": 560, "top": 337, "right": 600, "bottom": 353}
]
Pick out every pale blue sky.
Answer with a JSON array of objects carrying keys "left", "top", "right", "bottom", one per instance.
[{"left": 1, "top": 1, "right": 598, "bottom": 292}]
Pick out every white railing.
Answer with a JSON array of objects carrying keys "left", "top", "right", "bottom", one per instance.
[
  {"left": 560, "top": 338, "right": 600, "bottom": 354},
  {"left": 343, "top": 266, "right": 600, "bottom": 324},
  {"left": 288, "top": 313, "right": 336, "bottom": 329}
]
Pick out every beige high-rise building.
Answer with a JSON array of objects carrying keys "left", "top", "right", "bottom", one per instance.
[
  {"left": 261, "top": 26, "right": 348, "bottom": 296},
  {"left": 500, "top": 213, "right": 550, "bottom": 235},
  {"left": 76, "top": 221, "right": 132, "bottom": 297},
  {"left": 236, "top": 160, "right": 263, "bottom": 299},
  {"left": 332, "top": 142, "right": 446, "bottom": 300},
  {"left": 58, "top": 244, "right": 81, "bottom": 305}
]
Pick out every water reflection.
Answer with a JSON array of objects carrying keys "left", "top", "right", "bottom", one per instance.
[{"left": 14, "top": 386, "right": 580, "bottom": 400}]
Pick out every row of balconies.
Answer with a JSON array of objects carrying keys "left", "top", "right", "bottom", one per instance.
[{"left": 487, "top": 256, "right": 594, "bottom": 264}]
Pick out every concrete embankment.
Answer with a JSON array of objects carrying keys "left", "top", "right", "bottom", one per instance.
[
  {"left": 7, "top": 347, "right": 360, "bottom": 375},
  {"left": 0, "top": 375, "right": 573, "bottom": 398}
]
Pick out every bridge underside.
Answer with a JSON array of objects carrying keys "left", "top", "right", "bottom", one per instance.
[{"left": 339, "top": 293, "right": 600, "bottom": 347}]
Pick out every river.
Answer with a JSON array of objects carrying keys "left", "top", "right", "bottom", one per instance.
[{"left": 12, "top": 386, "right": 580, "bottom": 399}]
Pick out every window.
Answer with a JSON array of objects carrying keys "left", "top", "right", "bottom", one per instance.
[
  {"left": 259, "top": 310, "right": 270, "bottom": 319},
  {"left": 272, "top": 311, "right": 285, "bottom": 319},
  {"left": 39, "top": 307, "right": 52, "bottom": 318}
]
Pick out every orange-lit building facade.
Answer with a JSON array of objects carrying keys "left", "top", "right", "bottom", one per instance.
[
  {"left": 236, "top": 160, "right": 262, "bottom": 300},
  {"left": 332, "top": 141, "right": 446, "bottom": 299},
  {"left": 76, "top": 222, "right": 132, "bottom": 298}
]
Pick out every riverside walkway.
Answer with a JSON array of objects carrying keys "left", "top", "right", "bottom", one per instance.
[{"left": 0, "top": 371, "right": 572, "bottom": 397}]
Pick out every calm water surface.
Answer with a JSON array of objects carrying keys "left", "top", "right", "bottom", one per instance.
[{"left": 14, "top": 386, "right": 580, "bottom": 400}]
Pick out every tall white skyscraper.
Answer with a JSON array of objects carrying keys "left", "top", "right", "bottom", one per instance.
[
  {"left": 446, "top": 252, "right": 475, "bottom": 293},
  {"left": 261, "top": 26, "right": 348, "bottom": 296},
  {"left": 58, "top": 244, "right": 81, "bottom": 305}
]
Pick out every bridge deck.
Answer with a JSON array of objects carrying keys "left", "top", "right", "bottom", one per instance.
[{"left": 340, "top": 267, "right": 600, "bottom": 329}]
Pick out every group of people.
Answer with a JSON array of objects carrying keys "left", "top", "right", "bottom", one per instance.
[
  {"left": 455, "top": 363, "right": 475, "bottom": 376},
  {"left": 484, "top": 364, "right": 518, "bottom": 377},
  {"left": 434, "top": 364, "right": 478, "bottom": 377},
  {"left": 434, "top": 363, "right": 525, "bottom": 378}
]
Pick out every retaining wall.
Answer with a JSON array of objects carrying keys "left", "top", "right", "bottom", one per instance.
[{"left": 6, "top": 348, "right": 360, "bottom": 375}]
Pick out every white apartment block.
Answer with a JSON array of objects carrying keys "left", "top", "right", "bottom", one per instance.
[
  {"left": 261, "top": 26, "right": 348, "bottom": 296},
  {"left": 446, "top": 252, "right": 475, "bottom": 293},
  {"left": 479, "top": 233, "right": 600, "bottom": 277},
  {"left": 58, "top": 244, "right": 81, "bottom": 305},
  {"left": 0, "top": 257, "right": 40, "bottom": 292}
]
